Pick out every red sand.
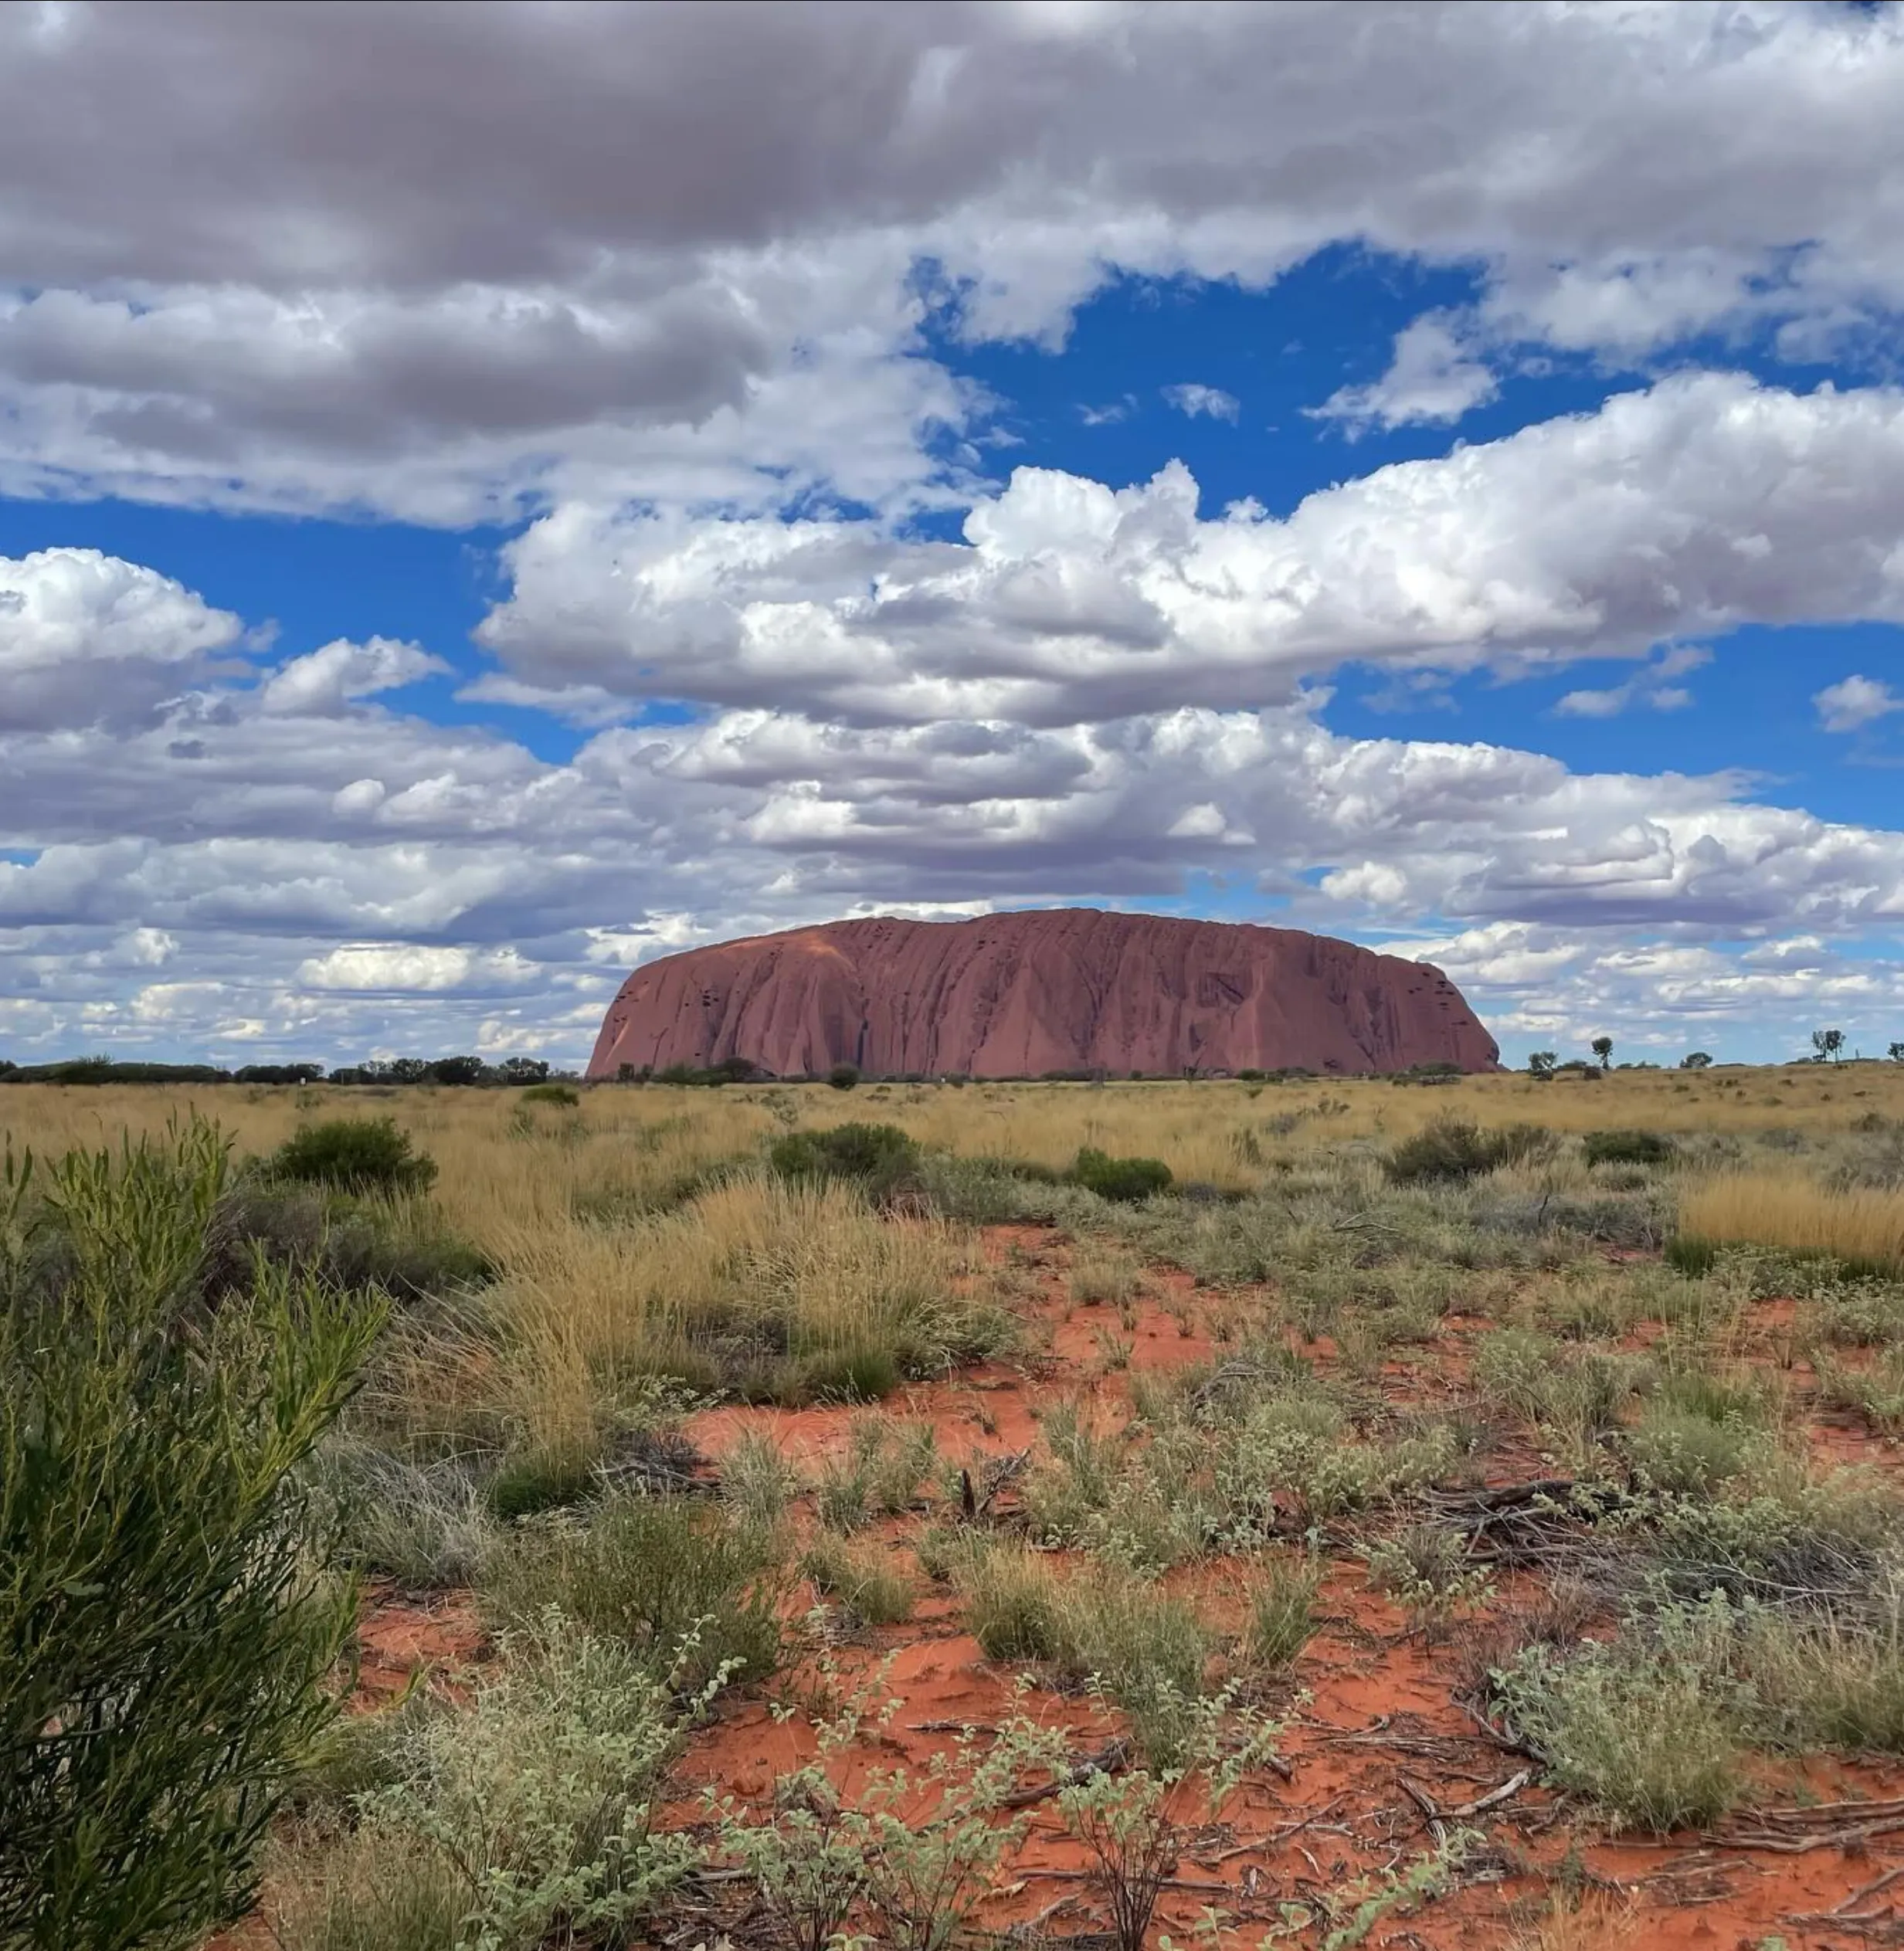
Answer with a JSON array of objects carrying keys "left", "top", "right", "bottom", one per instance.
[{"left": 222, "top": 1229, "right": 1904, "bottom": 1949}]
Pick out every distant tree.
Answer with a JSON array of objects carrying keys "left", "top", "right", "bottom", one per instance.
[
  {"left": 1680, "top": 1052, "right": 1712, "bottom": 1071},
  {"left": 421, "top": 1054, "right": 484, "bottom": 1086},
  {"left": 1811, "top": 1028, "right": 1846, "bottom": 1064},
  {"left": 826, "top": 1062, "right": 860, "bottom": 1091},
  {"left": 1590, "top": 1036, "right": 1614, "bottom": 1071},
  {"left": 498, "top": 1057, "right": 549, "bottom": 1084},
  {"left": 1889, "top": 1042, "right": 1904, "bottom": 1064},
  {"left": 1527, "top": 1051, "right": 1557, "bottom": 1081},
  {"left": 363, "top": 1057, "right": 429, "bottom": 1085}
]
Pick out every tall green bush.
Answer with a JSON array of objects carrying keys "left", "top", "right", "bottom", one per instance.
[
  {"left": 270, "top": 1118, "right": 437, "bottom": 1193},
  {"left": 0, "top": 1121, "right": 384, "bottom": 1951},
  {"left": 1070, "top": 1147, "right": 1173, "bottom": 1203}
]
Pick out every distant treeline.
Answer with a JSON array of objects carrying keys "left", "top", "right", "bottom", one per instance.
[{"left": 0, "top": 1055, "right": 574, "bottom": 1087}]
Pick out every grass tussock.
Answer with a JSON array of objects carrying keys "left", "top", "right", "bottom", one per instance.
[
  {"left": 1680, "top": 1172, "right": 1904, "bottom": 1273},
  {"left": 490, "top": 1174, "right": 1012, "bottom": 1410},
  {"left": 478, "top": 1493, "right": 789, "bottom": 1693},
  {"left": 954, "top": 1544, "right": 1215, "bottom": 1764}
]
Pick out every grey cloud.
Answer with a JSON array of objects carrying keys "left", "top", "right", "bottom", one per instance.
[{"left": 1, "top": 5, "right": 1902, "bottom": 514}]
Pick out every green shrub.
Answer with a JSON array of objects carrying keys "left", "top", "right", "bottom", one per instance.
[
  {"left": 716, "top": 1430, "right": 800, "bottom": 1528},
  {"left": 1625, "top": 1404, "right": 1760, "bottom": 1495},
  {"left": 1583, "top": 1128, "right": 1675, "bottom": 1167},
  {"left": 270, "top": 1118, "right": 437, "bottom": 1194},
  {"left": 768, "top": 1122, "right": 920, "bottom": 1203},
  {"left": 826, "top": 1063, "right": 860, "bottom": 1091},
  {"left": 1, "top": 1121, "right": 384, "bottom": 1951},
  {"left": 478, "top": 1494, "right": 786, "bottom": 1693},
  {"left": 518, "top": 1082, "right": 580, "bottom": 1107},
  {"left": 959, "top": 1546, "right": 1065, "bottom": 1663},
  {"left": 202, "top": 1182, "right": 489, "bottom": 1305},
  {"left": 954, "top": 1547, "right": 1214, "bottom": 1764},
  {"left": 1071, "top": 1146, "right": 1173, "bottom": 1203},
  {"left": 1385, "top": 1118, "right": 1548, "bottom": 1183}
]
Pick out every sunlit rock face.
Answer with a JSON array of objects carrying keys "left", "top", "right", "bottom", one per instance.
[{"left": 588, "top": 908, "right": 1500, "bottom": 1081}]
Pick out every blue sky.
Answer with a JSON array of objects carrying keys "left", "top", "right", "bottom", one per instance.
[{"left": 3, "top": 2, "right": 1904, "bottom": 1071}]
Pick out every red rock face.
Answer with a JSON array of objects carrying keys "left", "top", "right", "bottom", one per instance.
[{"left": 587, "top": 909, "right": 1499, "bottom": 1080}]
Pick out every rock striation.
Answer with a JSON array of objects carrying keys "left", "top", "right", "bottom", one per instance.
[{"left": 587, "top": 908, "right": 1499, "bottom": 1081}]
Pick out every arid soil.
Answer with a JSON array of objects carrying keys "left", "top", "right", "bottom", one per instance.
[{"left": 312, "top": 1223, "right": 1904, "bottom": 1951}]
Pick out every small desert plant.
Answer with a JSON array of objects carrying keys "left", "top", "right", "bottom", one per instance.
[
  {"left": 1070, "top": 1240, "right": 1143, "bottom": 1307},
  {"left": 815, "top": 1417, "right": 938, "bottom": 1532},
  {"left": 1624, "top": 1402, "right": 1763, "bottom": 1495},
  {"left": 959, "top": 1543, "right": 1065, "bottom": 1662},
  {"left": 283, "top": 1613, "right": 706, "bottom": 1951},
  {"left": 1071, "top": 1146, "right": 1174, "bottom": 1203},
  {"left": 1386, "top": 1118, "right": 1547, "bottom": 1183},
  {"left": 1, "top": 1122, "right": 385, "bottom": 1951},
  {"left": 1057, "top": 1698, "right": 1280, "bottom": 1951},
  {"left": 826, "top": 1063, "right": 860, "bottom": 1091},
  {"left": 484, "top": 1443, "right": 601, "bottom": 1521},
  {"left": 717, "top": 1428, "right": 801, "bottom": 1527},
  {"left": 1814, "top": 1347, "right": 1904, "bottom": 1433},
  {"left": 317, "top": 1437, "right": 497, "bottom": 1591},
  {"left": 852, "top": 1712, "right": 1067, "bottom": 1951},
  {"left": 708, "top": 1763, "right": 869, "bottom": 1951},
  {"left": 270, "top": 1118, "right": 438, "bottom": 1193},
  {"left": 1244, "top": 1555, "right": 1322, "bottom": 1671},
  {"left": 802, "top": 1533, "right": 915, "bottom": 1626},
  {"left": 1365, "top": 1524, "right": 1495, "bottom": 1639},
  {"left": 479, "top": 1493, "right": 786, "bottom": 1693}
]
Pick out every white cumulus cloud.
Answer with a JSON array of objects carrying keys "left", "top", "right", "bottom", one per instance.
[{"left": 1814, "top": 673, "right": 1904, "bottom": 733}]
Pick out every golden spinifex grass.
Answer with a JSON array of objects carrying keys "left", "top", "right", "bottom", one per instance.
[
  {"left": 1679, "top": 1172, "right": 1904, "bottom": 1271},
  {"left": 8, "top": 1057, "right": 1904, "bottom": 1199},
  {"left": 489, "top": 1174, "right": 1000, "bottom": 1431}
]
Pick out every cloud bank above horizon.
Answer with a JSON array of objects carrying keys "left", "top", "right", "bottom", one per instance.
[{"left": 4, "top": 1, "right": 1904, "bottom": 1070}]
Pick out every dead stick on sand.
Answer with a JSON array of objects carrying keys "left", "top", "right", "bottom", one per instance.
[{"left": 1020, "top": 1868, "right": 1233, "bottom": 1895}]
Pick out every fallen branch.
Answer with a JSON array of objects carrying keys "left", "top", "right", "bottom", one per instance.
[
  {"left": 1398, "top": 1776, "right": 1449, "bottom": 1850},
  {"left": 1021, "top": 1868, "right": 1232, "bottom": 1895},
  {"left": 1448, "top": 1769, "right": 1532, "bottom": 1820},
  {"left": 996, "top": 1738, "right": 1133, "bottom": 1811}
]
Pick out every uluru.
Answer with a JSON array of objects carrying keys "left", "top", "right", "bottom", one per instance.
[{"left": 587, "top": 909, "right": 1498, "bottom": 1081}]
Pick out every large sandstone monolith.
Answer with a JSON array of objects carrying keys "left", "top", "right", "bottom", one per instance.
[{"left": 586, "top": 908, "right": 1499, "bottom": 1080}]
